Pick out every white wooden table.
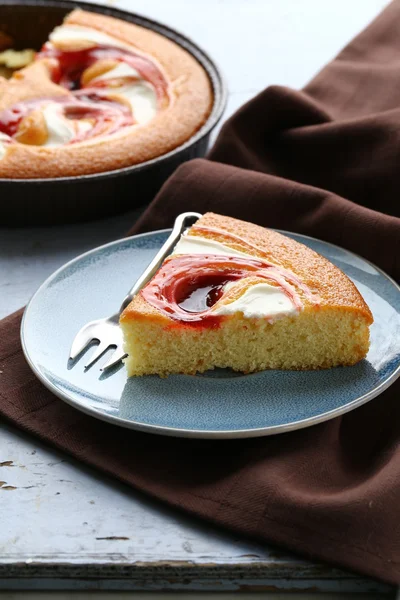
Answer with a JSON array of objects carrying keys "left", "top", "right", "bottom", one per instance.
[{"left": 0, "top": 0, "right": 396, "bottom": 597}]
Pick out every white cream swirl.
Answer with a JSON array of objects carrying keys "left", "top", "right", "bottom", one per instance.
[
  {"left": 93, "top": 62, "right": 141, "bottom": 81},
  {"left": 173, "top": 235, "right": 255, "bottom": 259},
  {"left": 212, "top": 283, "right": 297, "bottom": 319},
  {"left": 41, "top": 104, "right": 93, "bottom": 147},
  {"left": 92, "top": 63, "right": 158, "bottom": 125},
  {"left": 49, "top": 24, "right": 133, "bottom": 51},
  {"left": 42, "top": 104, "right": 75, "bottom": 146},
  {"left": 0, "top": 132, "right": 10, "bottom": 159}
]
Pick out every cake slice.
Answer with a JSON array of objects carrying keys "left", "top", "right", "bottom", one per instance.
[{"left": 120, "top": 213, "right": 373, "bottom": 376}]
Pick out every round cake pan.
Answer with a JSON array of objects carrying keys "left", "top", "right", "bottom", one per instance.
[{"left": 0, "top": 0, "right": 226, "bottom": 226}]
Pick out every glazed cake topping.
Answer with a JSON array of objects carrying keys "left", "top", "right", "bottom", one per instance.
[
  {"left": 141, "top": 253, "right": 306, "bottom": 327},
  {"left": 0, "top": 24, "right": 170, "bottom": 152},
  {"left": 139, "top": 226, "right": 322, "bottom": 327},
  {"left": 185, "top": 225, "right": 318, "bottom": 302}
]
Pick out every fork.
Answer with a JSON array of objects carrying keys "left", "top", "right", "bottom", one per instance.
[{"left": 69, "top": 211, "right": 202, "bottom": 372}]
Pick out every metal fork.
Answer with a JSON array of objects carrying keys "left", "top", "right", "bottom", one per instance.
[{"left": 69, "top": 211, "right": 202, "bottom": 371}]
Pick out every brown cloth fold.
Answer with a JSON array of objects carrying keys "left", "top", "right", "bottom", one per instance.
[{"left": 1, "top": 0, "right": 400, "bottom": 585}]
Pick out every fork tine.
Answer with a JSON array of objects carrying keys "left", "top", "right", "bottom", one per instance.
[
  {"left": 70, "top": 329, "right": 95, "bottom": 361},
  {"left": 84, "top": 342, "right": 110, "bottom": 369},
  {"left": 101, "top": 348, "right": 127, "bottom": 371}
]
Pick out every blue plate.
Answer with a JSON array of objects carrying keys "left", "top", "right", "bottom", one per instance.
[{"left": 21, "top": 230, "right": 400, "bottom": 439}]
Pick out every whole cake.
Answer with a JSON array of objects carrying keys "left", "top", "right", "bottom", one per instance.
[
  {"left": 120, "top": 213, "right": 373, "bottom": 376},
  {"left": 0, "top": 10, "right": 213, "bottom": 178}
]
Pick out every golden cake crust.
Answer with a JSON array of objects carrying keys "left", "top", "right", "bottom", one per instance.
[
  {"left": 0, "top": 9, "right": 213, "bottom": 178},
  {"left": 121, "top": 212, "right": 373, "bottom": 325}
]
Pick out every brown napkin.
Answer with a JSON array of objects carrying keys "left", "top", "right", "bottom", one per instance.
[{"left": 1, "top": 0, "right": 400, "bottom": 585}]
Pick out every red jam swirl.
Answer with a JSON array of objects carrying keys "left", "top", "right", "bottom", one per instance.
[
  {"left": 141, "top": 254, "right": 303, "bottom": 328},
  {"left": 38, "top": 44, "right": 168, "bottom": 100},
  {"left": 0, "top": 42, "right": 168, "bottom": 145},
  {"left": 0, "top": 94, "right": 133, "bottom": 142},
  {"left": 179, "top": 276, "right": 232, "bottom": 313}
]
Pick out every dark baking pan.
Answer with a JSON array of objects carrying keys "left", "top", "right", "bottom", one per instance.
[{"left": 0, "top": 0, "right": 226, "bottom": 226}]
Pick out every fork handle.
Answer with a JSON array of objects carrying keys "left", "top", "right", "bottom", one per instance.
[{"left": 119, "top": 211, "right": 202, "bottom": 313}]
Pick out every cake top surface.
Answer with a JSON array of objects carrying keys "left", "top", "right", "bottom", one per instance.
[
  {"left": 121, "top": 212, "right": 373, "bottom": 326},
  {"left": 0, "top": 9, "right": 213, "bottom": 177}
]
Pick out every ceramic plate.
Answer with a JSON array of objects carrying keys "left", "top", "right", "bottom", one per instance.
[{"left": 21, "top": 230, "right": 400, "bottom": 439}]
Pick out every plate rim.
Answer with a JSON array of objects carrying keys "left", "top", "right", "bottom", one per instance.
[{"left": 21, "top": 228, "right": 400, "bottom": 439}]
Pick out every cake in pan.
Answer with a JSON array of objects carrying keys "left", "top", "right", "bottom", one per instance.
[
  {"left": 0, "top": 9, "right": 213, "bottom": 178},
  {"left": 120, "top": 213, "right": 373, "bottom": 377}
]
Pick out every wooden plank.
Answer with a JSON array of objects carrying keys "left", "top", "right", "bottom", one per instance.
[{"left": 0, "top": 423, "right": 393, "bottom": 593}]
